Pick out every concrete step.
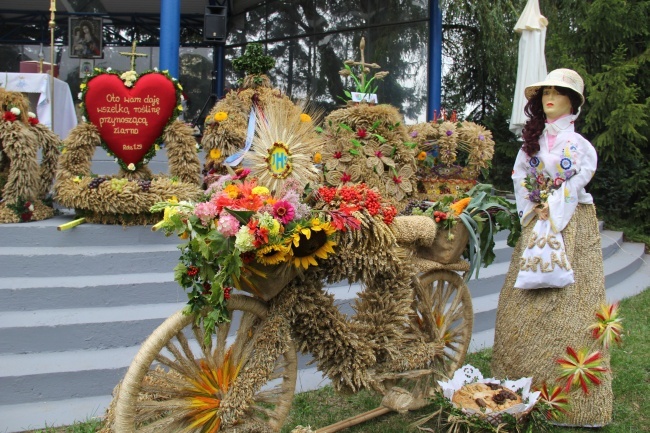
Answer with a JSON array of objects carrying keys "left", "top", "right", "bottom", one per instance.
[
  {"left": 0, "top": 273, "right": 184, "bottom": 312},
  {"left": 0, "top": 245, "right": 181, "bottom": 278},
  {"left": 0, "top": 215, "right": 180, "bottom": 248}
]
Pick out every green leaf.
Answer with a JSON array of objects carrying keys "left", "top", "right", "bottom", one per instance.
[
  {"left": 349, "top": 149, "right": 360, "bottom": 156},
  {"left": 225, "top": 207, "right": 254, "bottom": 224},
  {"left": 350, "top": 138, "right": 362, "bottom": 147},
  {"left": 339, "top": 123, "right": 353, "bottom": 132},
  {"left": 373, "top": 134, "right": 387, "bottom": 143}
]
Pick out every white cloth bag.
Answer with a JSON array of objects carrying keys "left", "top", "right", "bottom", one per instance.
[{"left": 514, "top": 219, "right": 574, "bottom": 289}]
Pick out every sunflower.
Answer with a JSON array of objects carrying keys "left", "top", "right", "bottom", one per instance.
[
  {"left": 256, "top": 243, "right": 291, "bottom": 265},
  {"left": 289, "top": 220, "right": 337, "bottom": 269}
]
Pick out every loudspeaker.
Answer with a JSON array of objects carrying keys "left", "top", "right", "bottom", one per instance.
[{"left": 204, "top": 5, "right": 228, "bottom": 42}]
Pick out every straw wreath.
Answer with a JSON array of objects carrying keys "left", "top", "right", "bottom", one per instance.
[{"left": 54, "top": 120, "right": 202, "bottom": 225}]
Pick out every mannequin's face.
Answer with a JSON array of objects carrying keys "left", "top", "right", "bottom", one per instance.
[{"left": 542, "top": 86, "right": 572, "bottom": 120}]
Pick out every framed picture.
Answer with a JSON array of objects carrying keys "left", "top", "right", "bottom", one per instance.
[
  {"left": 69, "top": 17, "right": 103, "bottom": 59},
  {"left": 79, "top": 59, "right": 94, "bottom": 78}
]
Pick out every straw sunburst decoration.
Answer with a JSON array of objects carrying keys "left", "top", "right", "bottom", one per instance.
[{"left": 244, "top": 100, "right": 324, "bottom": 192}]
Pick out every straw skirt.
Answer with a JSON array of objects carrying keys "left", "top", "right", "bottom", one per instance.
[{"left": 492, "top": 204, "right": 613, "bottom": 426}]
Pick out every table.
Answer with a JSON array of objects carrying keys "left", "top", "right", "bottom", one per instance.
[{"left": 0, "top": 72, "right": 78, "bottom": 139}]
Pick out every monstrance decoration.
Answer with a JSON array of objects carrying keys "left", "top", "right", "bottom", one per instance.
[{"left": 243, "top": 99, "right": 324, "bottom": 192}]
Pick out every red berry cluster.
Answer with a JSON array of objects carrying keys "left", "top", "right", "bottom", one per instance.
[
  {"left": 223, "top": 287, "right": 232, "bottom": 300},
  {"left": 433, "top": 210, "right": 448, "bottom": 223},
  {"left": 187, "top": 266, "right": 199, "bottom": 277}
]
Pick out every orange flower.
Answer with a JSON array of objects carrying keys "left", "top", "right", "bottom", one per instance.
[
  {"left": 449, "top": 197, "right": 471, "bottom": 215},
  {"left": 313, "top": 152, "right": 322, "bottom": 164},
  {"left": 417, "top": 151, "right": 427, "bottom": 161},
  {"left": 300, "top": 113, "right": 312, "bottom": 122}
]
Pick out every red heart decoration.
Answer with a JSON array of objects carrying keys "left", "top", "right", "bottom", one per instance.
[{"left": 84, "top": 73, "right": 178, "bottom": 166}]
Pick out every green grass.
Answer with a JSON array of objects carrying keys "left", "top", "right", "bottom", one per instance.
[
  {"left": 21, "top": 289, "right": 649, "bottom": 433},
  {"left": 282, "top": 288, "right": 650, "bottom": 432}
]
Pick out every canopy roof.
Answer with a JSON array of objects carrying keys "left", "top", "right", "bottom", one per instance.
[{"left": 0, "top": 0, "right": 263, "bottom": 46}]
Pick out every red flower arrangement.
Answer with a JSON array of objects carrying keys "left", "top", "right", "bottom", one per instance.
[{"left": 317, "top": 183, "right": 398, "bottom": 225}]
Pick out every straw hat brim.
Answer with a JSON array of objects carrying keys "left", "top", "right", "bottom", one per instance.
[{"left": 524, "top": 79, "right": 585, "bottom": 106}]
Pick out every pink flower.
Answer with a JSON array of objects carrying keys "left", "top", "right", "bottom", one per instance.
[
  {"left": 194, "top": 201, "right": 218, "bottom": 225},
  {"left": 272, "top": 200, "right": 295, "bottom": 224},
  {"left": 341, "top": 173, "right": 352, "bottom": 183},
  {"left": 217, "top": 211, "right": 240, "bottom": 237}
]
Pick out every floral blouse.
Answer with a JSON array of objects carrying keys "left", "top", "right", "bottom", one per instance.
[{"left": 512, "top": 114, "right": 597, "bottom": 232}]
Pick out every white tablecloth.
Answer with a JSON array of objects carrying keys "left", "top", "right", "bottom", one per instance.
[{"left": 0, "top": 72, "right": 78, "bottom": 139}]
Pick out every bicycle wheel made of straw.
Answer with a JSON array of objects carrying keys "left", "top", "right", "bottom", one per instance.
[
  {"left": 113, "top": 295, "right": 297, "bottom": 432},
  {"left": 412, "top": 270, "right": 473, "bottom": 379}
]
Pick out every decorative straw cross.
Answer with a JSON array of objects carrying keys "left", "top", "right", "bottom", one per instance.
[
  {"left": 342, "top": 37, "right": 385, "bottom": 90},
  {"left": 119, "top": 41, "right": 148, "bottom": 71}
]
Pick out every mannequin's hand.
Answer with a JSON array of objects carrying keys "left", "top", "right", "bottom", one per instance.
[{"left": 534, "top": 203, "right": 549, "bottom": 220}]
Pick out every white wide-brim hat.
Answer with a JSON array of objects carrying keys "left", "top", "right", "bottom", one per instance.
[{"left": 524, "top": 68, "right": 585, "bottom": 106}]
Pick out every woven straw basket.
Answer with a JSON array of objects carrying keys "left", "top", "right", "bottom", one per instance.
[
  {"left": 415, "top": 223, "right": 469, "bottom": 264},
  {"left": 238, "top": 262, "right": 298, "bottom": 301},
  {"left": 471, "top": 404, "right": 535, "bottom": 427}
]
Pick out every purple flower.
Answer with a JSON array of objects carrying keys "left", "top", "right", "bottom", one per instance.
[
  {"left": 446, "top": 130, "right": 453, "bottom": 136},
  {"left": 478, "top": 134, "right": 485, "bottom": 141},
  {"left": 528, "top": 189, "right": 542, "bottom": 203},
  {"left": 410, "top": 131, "right": 418, "bottom": 138}
]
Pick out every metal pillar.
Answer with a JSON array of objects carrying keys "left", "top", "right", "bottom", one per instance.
[
  {"left": 428, "top": 0, "right": 443, "bottom": 121},
  {"left": 214, "top": 44, "right": 225, "bottom": 98},
  {"left": 159, "top": 0, "right": 180, "bottom": 78}
]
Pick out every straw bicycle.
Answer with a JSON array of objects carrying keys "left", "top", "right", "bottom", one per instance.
[{"left": 111, "top": 213, "right": 474, "bottom": 433}]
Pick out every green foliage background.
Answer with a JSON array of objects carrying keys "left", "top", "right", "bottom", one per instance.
[{"left": 442, "top": 0, "right": 650, "bottom": 233}]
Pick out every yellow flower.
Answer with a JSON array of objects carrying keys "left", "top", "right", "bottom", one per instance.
[
  {"left": 61, "top": 148, "right": 68, "bottom": 154},
  {"left": 251, "top": 186, "right": 270, "bottom": 196},
  {"left": 214, "top": 111, "right": 228, "bottom": 122},
  {"left": 80, "top": 83, "right": 86, "bottom": 89},
  {"left": 72, "top": 176, "right": 82, "bottom": 183},
  {"left": 127, "top": 163, "right": 136, "bottom": 171},
  {"left": 417, "top": 151, "right": 427, "bottom": 161},
  {"left": 300, "top": 113, "right": 312, "bottom": 122},
  {"left": 256, "top": 243, "right": 291, "bottom": 265},
  {"left": 177, "top": 105, "right": 183, "bottom": 111},
  {"left": 313, "top": 152, "right": 322, "bottom": 164},
  {"left": 224, "top": 184, "right": 240, "bottom": 199},
  {"left": 155, "top": 144, "right": 161, "bottom": 151},
  {"left": 290, "top": 221, "right": 337, "bottom": 269},
  {"left": 209, "top": 148, "right": 222, "bottom": 160},
  {"left": 163, "top": 206, "right": 177, "bottom": 224}
]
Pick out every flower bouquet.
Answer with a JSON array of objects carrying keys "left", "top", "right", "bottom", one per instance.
[
  {"left": 151, "top": 169, "right": 360, "bottom": 338},
  {"left": 404, "top": 184, "right": 521, "bottom": 277}
]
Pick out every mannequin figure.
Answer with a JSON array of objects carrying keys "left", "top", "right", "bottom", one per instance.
[{"left": 492, "top": 69, "right": 612, "bottom": 426}]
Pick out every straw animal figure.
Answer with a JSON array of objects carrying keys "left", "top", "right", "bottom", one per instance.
[
  {"left": 54, "top": 120, "right": 202, "bottom": 225},
  {"left": 0, "top": 88, "right": 60, "bottom": 223}
]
